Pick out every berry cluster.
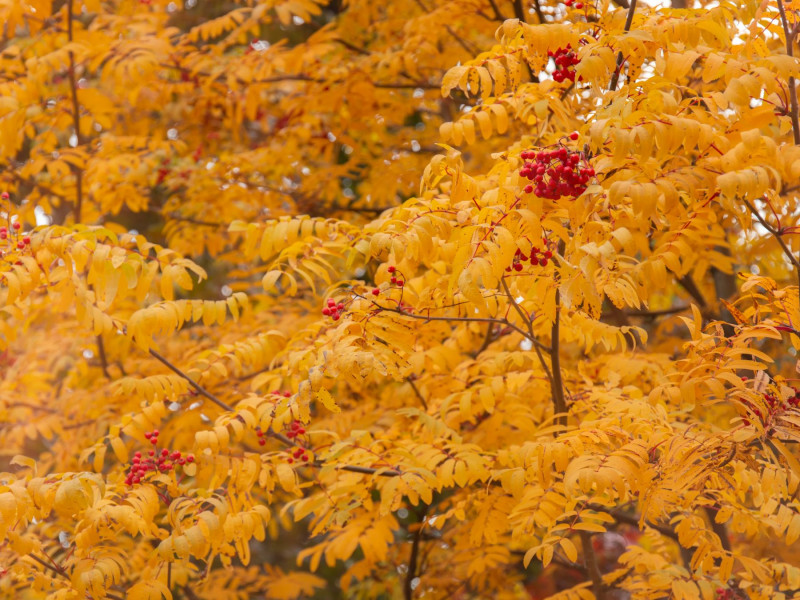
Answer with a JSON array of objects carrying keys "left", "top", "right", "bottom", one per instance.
[
  {"left": 715, "top": 587, "right": 746, "bottom": 600},
  {"left": 285, "top": 420, "right": 310, "bottom": 464},
  {"left": 742, "top": 384, "right": 800, "bottom": 426},
  {"left": 563, "top": 0, "right": 584, "bottom": 7},
  {"left": 519, "top": 146, "right": 594, "bottom": 200},
  {"left": 125, "top": 430, "right": 194, "bottom": 486},
  {"left": 322, "top": 297, "right": 345, "bottom": 321},
  {"left": 548, "top": 45, "right": 580, "bottom": 83},
  {"left": 387, "top": 265, "right": 405, "bottom": 287},
  {"left": 505, "top": 241, "right": 554, "bottom": 273},
  {"left": 0, "top": 193, "right": 30, "bottom": 257}
]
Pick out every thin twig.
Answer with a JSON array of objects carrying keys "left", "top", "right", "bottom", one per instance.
[
  {"left": 777, "top": 0, "right": 800, "bottom": 144},
  {"left": 407, "top": 378, "right": 428, "bottom": 410},
  {"left": 609, "top": 0, "right": 637, "bottom": 91},
  {"left": 743, "top": 197, "right": 800, "bottom": 289},
  {"left": 66, "top": 0, "right": 84, "bottom": 222},
  {"left": 147, "top": 348, "right": 401, "bottom": 477}
]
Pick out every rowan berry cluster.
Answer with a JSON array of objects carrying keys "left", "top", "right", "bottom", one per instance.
[
  {"left": 548, "top": 45, "right": 579, "bottom": 83},
  {"left": 125, "top": 430, "right": 194, "bottom": 486},
  {"left": 286, "top": 421, "right": 310, "bottom": 464},
  {"left": 742, "top": 385, "right": 800, "bottom": 426},
  {"left": 0, "top": 192, "right": 30, "bottom": 255},
  {"left": 519, "top": 146, "right": 594, "bottom": 200},
  {"left": 387, "top": 265, "right": 405, "bottom": 287},
  {"left": 563, "top": 0, "right": 584, "bottom": 8},
  {"left": 716, "top": 587, "right": 745, "bottom": 600},
  {"left": 322, "top": 297, "right": 345, "bottom": 321},
  {"left": 505, "top": 241, "right": 554, "bottom": 273}
]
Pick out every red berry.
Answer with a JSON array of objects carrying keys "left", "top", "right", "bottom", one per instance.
[
  {"left": 569, "top": 132, "right": 579, "bottom": 140},
  {"left": 302, "top": 455, "right": 309, "bottom": 462},
  {"left": 391, "top": 277, "right": 397, "bottom": 284},
  {"left": 397, "top": 280, "right": 404, "bottom": 287},
  {"left": 16, "top": 241, "right": 24, "bottom": 249},
  {"left": 258, "top": 439, "right": 266, "bottom": 446},
  {"left": 540, "top": 258, "right": 548, "bottom": 267},
  {"left": 513, "top": 262, "right": 523, "bottom": 272},
  {"left": 134, "top": 451, "right": 141, "bottom": 458},
  {"left": 332, "top": 314, "right": 340, "bottom": 321},
  {"left": 524, "top": 185, "right": 533, "bottom": 194},
  {"left": 161, "top": 448, "right": 169, "bottom": 456},
  {"left": 327, "top": 298, "right": 336, "bottom": 307},
  {"left": 150, "top": 438, "right": 158, "bottom": 444},
  {"left": 322, "top": 307, "right": 331, "bottom": 316},
  {"left": 22, "top": 236, "right": 30, "bottom": 245},
  {"left": 575, "top": 2, "right": 583, "bottom": 7},
  {"left": 149, "top": 450, "right": 155, "bottom": 456},
  {"left": 12, "top": 222, "right": 20, "bottom": 230},
  {"left": 288, "top": 458, "right": 294, "bottom": 464},
  {"left": 144, "top": 432, "right": 151, "bottom": 439},
  {"left": 152, "top": 429, "right": 159, "bottom": 436},
  {"left": 298, "top": 428, "right": 305, "bottom": 435},
  {"left": 372, "top": 288, "right": 380, "bottom": 295},
  {"left": 388, "top": 266, "right": 396, "bottom": 273},
  {"left": 0, "top": 192, "right": 7, "bottom": 200},
  {"left": 187, "top": 455, "right": 194, "bottom": 462}
]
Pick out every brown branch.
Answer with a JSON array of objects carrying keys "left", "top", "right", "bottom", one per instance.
[
  {"left": 404, "top": 505, "right": 429, "bottom": 600},
  {"left": 407, "top": 378, "right": 428, "bottom": 411},
  {"left": 512, "top": 0, "right": 527, "bottom": 22},
  {"left": 677, "top": 274, "right": 707, "bottom": 308},
  {"left": 500, "top": 278, "right": 555, "bottom": 391},
  {"left": 704, "top": 506, "right": 732, "bottom": 553},
  {"left": 96, "top": 335, "right": 112, "bottom": 379},
  {"left": 487, "top": 0, "right": 507, "bottom": 20},
  {"left": 147, "top": 348, "right": 401, "bottom": 477},
  {"left": 743, "top": 197, "right": 800, "bottom": 290},
  {"left": 66, "top": 0, "right": 84, "bottom": 223},
  {"left": 608, "top": 0, "right": 637, "bottom": 91},
  {"left": 777, "top": 0, "right": 800, "bottom": 145},
  {"left": 551, "top": 285, "right": 567, "bottom": 426},
  {"left": 365, "top": 297, "right": 551, "bottom": 353},
  {"left": 580, "top": 531, "right": 606, "bottom": 600}
]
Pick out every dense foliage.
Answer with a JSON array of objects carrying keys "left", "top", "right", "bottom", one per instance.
[{"left": 2, "top": 0, "right": 800, "bottom": 598}]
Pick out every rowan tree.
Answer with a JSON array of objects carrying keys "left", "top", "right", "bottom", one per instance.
[{"left": 2, "top": 0, "right": 800, "bottom": 598}]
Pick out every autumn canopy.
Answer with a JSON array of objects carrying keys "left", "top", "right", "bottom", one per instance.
[{"left": 1, "top": 0, "right": 800, "bottom": 598}]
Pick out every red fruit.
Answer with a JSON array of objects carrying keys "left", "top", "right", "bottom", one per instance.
[
  {"left": 187, "top": 455, "right": 194, "bottom": 462},
  {"left": 524, "top": 185, "right": 533, "bottom": 194},
  {"left": 540, "top": 258, "right": 548, "bottom": 267},
  {"left": 397, "top": 280, "right": 404, "bottom": 287},
  {"left": 388, "top": 266, "right": 396, "bottom": 273},
  {"left": 149, "top": 450, "right": 155, "bottom": 456},
  {"left": 288, "top": 458, "right": 294, "bottom": 464},
  {"left": 390, "top": 277, "right": 397, "bottom": 284},
  {"left": 569, "top": 132, "right": 579, "bottom": 140},
  {"left": 12, "top": 222, "right": 20, "bottom": 230},
  {"left": 287, "top": 431, "right": 296, "bottom": 438},
  {"left": 0, "top": 192, "right": 7, "bottom": 200},
  {"left": 144, "top": 432, "right": 151, "bottom": 439},
  {"left": 322, "top": 308, "right": 331, "bottom": 316},
  {"left": 544, "top": 250, "right": 552, "bottom": 259},
  {"left": 332, "top": 314, "right": 340, "bottom": 321},
  {"left": 258, "top": 439, "right": 266, "bottom": 446},
  {"left": 152, "top": 429, "right": 159, "bottom": 436},
  {"left": 150, "top": 438, "right": 158, "bottom": 444},
  {"left": 302, "top": 455, "right": 310, "bottom": 462},
  {"left": 171, "top": 451, "right": 181, "bottom": 459},
  {"left": 564, "top": 0, "right": 573, "bottom": 5},
  {"left": 16, "top": 241, "right": 24, "bottom": 249},
  {"left": 327, "top": 298, "right": 336, "bottom": 307},
  {"left": 134, "top": 451, "right": 141, "bottom": 458},
  {"left": 298, "top": 428, "right": 305, "bottom": 435},
  {"left": 372, "top": 288, "right": 380, "bottom": 295},
  {"left": 161, "top": 448, "right": 169, "bottom": 456},
  {"left": 513, "top": 262, "right": 523, "bottom": 272},
  {"left": 575, "top": 2, "right": 583, "bottom": 7}
]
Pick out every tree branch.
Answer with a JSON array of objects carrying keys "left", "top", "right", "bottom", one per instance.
[
  {"left": 777, "top": 0, "right": 800, "bottom": 145},
  {"left": 580, "top": 531, "right": 606, "bottom": 600},
  {"left": 743, "top": 197, "right": 800, "bottom": 290},
  {"left": 609, "top": 0, "right": 637, "bottom": 91},
  {"left": 404, "top": 505, "right": 429, "bottom": 600},
  {"left": 66, "top": 0, "right": 84, "bottom": 223}
]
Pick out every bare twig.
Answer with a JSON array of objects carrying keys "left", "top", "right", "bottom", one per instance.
[
  {"left": 66, "top": 0, "right": 84, "bottom": 222},
  {"left": 743, "top": 197, "right": 800, "bottom": 289},
  {"left": 777, "top": 0, "right": 800, "bottom": 144},
  {"left": 404, "top": 505, "right": 429, "bottom": 600},
  {"left": 407, "top": 378, "right": 428, "bottom": 410},
  {"left": 609, "top": 0, "right": 637, "bottom": 91}
]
